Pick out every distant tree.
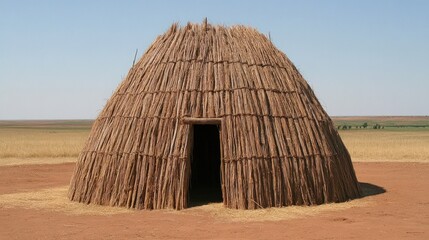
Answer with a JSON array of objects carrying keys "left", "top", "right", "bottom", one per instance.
[
  {"left": 337, "top": 125, "right": 341, "bottom": 130},
  {"left": 348, "top": 125, "right": 352, "bottom": 130},
  {"left": 342, "top": 125, "right": 348, "bottom": 130},
  {"left": 363, "top": 122, "right": 368, "bottom": 128}
]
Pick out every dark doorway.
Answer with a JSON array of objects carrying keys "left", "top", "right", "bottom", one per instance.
[{"left": 189, "top": 124, "right": 222, "bottom": 206}]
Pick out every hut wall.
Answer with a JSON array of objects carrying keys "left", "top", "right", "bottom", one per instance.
[{"left": 68, "top": 22, "right": 361, "bottom": 210}]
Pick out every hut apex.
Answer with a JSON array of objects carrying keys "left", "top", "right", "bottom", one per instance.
[{"left": 68, "top": 21, "right": 361, "bottom": 210}]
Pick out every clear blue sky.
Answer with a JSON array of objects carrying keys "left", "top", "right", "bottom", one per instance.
[{"left": 1, "top": 0, "right": 428, "bottom": 119}]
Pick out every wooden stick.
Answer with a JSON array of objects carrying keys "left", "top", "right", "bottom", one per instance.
[
  {"left": 132, "top": 48, "right": 138, "bottom": 67},
  {"left": 182, "top": 117, "right": 222, "bottom": 125}
]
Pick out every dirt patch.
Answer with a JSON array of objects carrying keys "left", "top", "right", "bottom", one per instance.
[
  {"left": 0, "top": 157, "right": 76, "bottom": 166},
  {"left": 0, "top": 162, "right": 74, "bottom": 194},
  {"left": 0, "top": 186, "right": 131, "bottom": 215},
  {"left": 352, "top": 158, "right": 429, "bottom": 163},
  {"left": 0, "top": 185, "right": 369, "bottom": 221},
  {"left": 0, "top": 162, "right": 428, "bottom": 239},
  {"left": 179, "top": 199, "right": 369, "bottom": 222}
]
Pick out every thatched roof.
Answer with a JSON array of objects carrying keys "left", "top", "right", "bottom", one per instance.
[{"left": 68, "top": 21, "right": 361, "bottom": 210}]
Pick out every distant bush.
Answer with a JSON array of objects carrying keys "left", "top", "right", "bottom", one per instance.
[{"left": 338, "top": 125, "right": 355, "bottom": 130}]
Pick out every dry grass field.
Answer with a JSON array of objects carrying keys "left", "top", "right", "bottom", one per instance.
[
  {"left": 340, "top": 129, "right": 429, "bottom": 162},
  {"left": 1, "top": 117, "right": 428, "bottom": 164},
  {"left": 333, "top": 116, "right": 429, "bottom": 162},
  {"left": 0, "top": 120, "right": 90, "bottom": 165}
]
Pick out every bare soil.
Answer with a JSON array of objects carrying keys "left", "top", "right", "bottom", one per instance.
[{"left": 0, "top": 162, "right": 428, "bottom": 239}]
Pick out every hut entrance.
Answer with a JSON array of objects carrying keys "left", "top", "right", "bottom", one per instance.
[{"left": 188, "top": 123, "right": 222, "bottom": 206}]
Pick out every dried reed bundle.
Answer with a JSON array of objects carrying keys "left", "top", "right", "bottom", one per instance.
[{"left": 68, "top": 21, "right": 361, "bottom": 210}]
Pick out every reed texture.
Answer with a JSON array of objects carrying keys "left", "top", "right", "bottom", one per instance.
[{"left": 68, "top": 21, "right": 361, "bottom": 209}]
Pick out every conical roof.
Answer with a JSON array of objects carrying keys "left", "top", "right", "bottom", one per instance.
[{"left": 69, "top": 21, "right": 361, "bottom": 210}]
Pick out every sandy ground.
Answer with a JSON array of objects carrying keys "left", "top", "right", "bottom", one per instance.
[
  {"left": 0, "top": 162, "right": 428, "bottom": 239},
  {"left": 0, "top": 157, "right": 77, "bottom": 166}
]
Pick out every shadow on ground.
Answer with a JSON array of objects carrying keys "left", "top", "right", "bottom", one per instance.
[
  {"left": 188, "top": 187, "right": 223, "bottom": 208},
  {"left": 359, "top": 182, "right": 386, "bottom": 197}
]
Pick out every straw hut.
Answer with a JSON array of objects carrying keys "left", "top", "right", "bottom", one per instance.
[{"left": 68, "top": 21, "right": 361, "bottom": 210}]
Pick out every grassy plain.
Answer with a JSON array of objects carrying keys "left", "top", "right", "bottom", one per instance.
[
  {"left": 333, "top": 116, "right": 429, "bottom": 162},
  {"left": 0, "top": 120, "right": 90, "bottom": 164},
  {"left": 0, "top": 117, "right": 428, "bottom": 164},
  {"left": 339, "top": 129, "right": 429, "bottom": 162}
]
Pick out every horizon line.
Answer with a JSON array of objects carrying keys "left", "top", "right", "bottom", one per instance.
[{"left": 1, "top": 115, "right": 428, "bottom": 121}]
